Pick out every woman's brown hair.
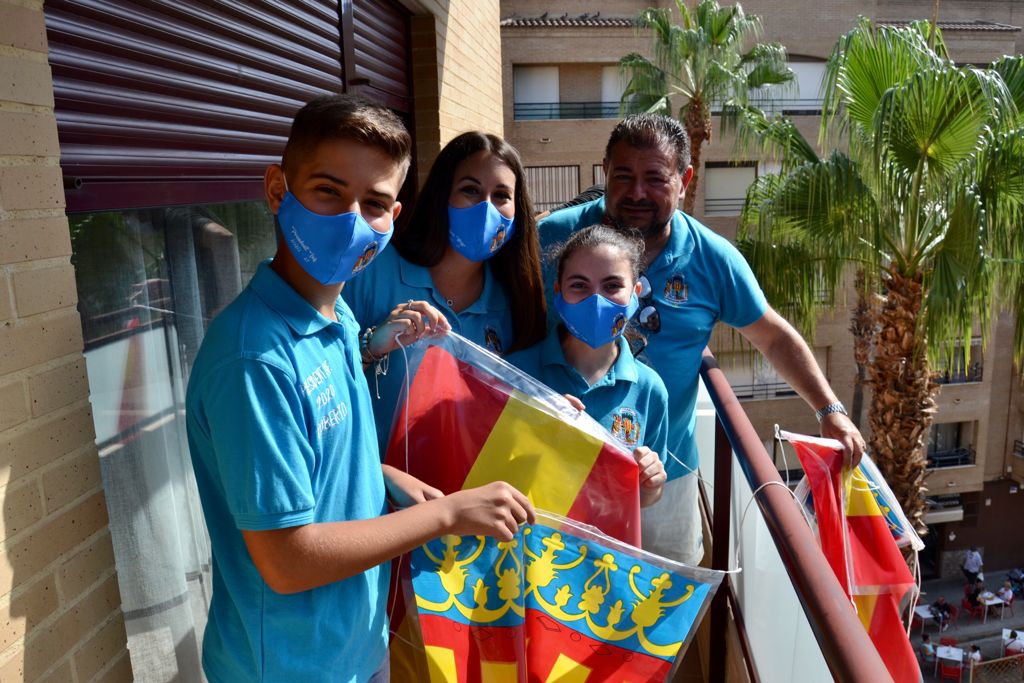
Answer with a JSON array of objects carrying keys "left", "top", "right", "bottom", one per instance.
[{"left": 391, "top": 131, "right": 547, "bottom": 352}]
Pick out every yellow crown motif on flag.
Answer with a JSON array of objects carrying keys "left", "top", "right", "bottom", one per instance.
[{"left": 415, "top": 529, "right": 694, "bottom": 657}]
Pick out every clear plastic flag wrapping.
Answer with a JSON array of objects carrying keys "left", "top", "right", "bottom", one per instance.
[
  {"left": 383, "top": 333, "right": 724, "bottom": 680},
  {"left": 384, "top": 332, "right": 641, "bottom": 545},
  {"left": 782, "top": 430, "right": 922, "bottom": 683}
]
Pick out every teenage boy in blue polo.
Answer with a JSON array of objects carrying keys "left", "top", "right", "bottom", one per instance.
[{"left": 186, "top": 95, "right": 534, "bottom": 683}]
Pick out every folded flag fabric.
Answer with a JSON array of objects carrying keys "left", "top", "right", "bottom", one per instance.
[
  {"left": 384, "top": 333, "right": 641, "bottom": 544},
  {"left": 410, "top": 511, "right": 723, "bottom": 682},
  {"left": 783, "top": 430, "right": 922, "bottom": 683},
  {"left": 382, "top": 334, "right": 693, "bottom": 680}
]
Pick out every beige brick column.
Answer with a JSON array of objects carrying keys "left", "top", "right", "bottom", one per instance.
[
  {"left": 410, "top": 0, "right": 504, "bottom": 187},
  {"left": 0, "top": 1, "right": 130, "bottom": 681}
]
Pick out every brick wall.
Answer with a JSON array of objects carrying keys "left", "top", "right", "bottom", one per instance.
[
  {"left": 0, "top": 1, "right": 130, "bottom": 681},
  {"left": 411, "top": 0, "right": 505, "bottom": 187}
]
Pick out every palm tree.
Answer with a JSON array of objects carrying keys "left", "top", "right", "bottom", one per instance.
[
  {"left": 738, "top": 19, "right": 1024, "bottom": 531},
  {"left": 618, "top": 0, "right": 793, "bottom": 215}
]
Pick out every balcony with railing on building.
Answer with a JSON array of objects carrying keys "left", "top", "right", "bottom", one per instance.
[
  {"left": 745, "top": 96, "right": 824, "bottom": 116},
  {"left": 719, "top": 347, "right": 827, "bottom": 401},
  {"left": 730, "top": 380, "right": 798, "bottom": 401},
  {"left": 512, "top": 63, "right": 630, "bottom": 121},
  {"left": 926, "top": 421, "right": 976, "bottom": 468},
  {"left": 513, "top": 101, "right": 621, "bottom": 120},
  {"left": 933, "top": 338, "right": 983, "bottom": 384}
]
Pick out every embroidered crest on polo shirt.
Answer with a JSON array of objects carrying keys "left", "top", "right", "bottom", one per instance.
[
  {"left": 484, "top": 326, "right": 503, "bottom": 355},
  {"left": 662, "top": 273, "right": 689, "bottom": 307},
  {"left": 609, "top": 407, "right": 641, "bottom": 447}
]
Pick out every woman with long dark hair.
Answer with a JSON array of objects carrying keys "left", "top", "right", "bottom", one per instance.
[{"left": 343, "top": 131, "right": 547, "bottom": 452}]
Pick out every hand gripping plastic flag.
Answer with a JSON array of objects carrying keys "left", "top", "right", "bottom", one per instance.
[
  {"left": 383, "top": 333, "right": 723, "bottom": 681},
  {"left": 781, "top": 430, "right": 923, "bottom": 683},
  {"left": 409, "top": 511, "right": 722, "bottom": 682}
]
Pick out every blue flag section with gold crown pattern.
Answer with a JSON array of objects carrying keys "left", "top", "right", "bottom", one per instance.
[{"left": 407, "top": 511, "right": 723, "bottom": 682}]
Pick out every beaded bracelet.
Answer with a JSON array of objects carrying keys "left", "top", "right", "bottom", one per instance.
[{"left": 359, "top": 326, "right": 387, "bottom": 364}]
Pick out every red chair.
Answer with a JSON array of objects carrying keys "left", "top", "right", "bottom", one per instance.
[
  {"left": 940, "top": 636, "right": 958, "bottom": 647},
  {"left": 1005, "top": 592, "right": 1015, "bottom": 617},
  {"left": 948, "top": 604, "right": 959, "bottom": 626},
  {"left": 960, "top": 597, "right": 984, "bottom": 624},
  {"left": 938, "top": 662, "right": 962, "bottom": 682}
]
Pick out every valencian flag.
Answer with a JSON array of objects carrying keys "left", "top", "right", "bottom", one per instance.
[
  {"left": 382, "top": 334, "right": 722, "bottom": 680},
  {"left": 782, "top": 430, "right": 923, "bottom": 683},
  {"left": 409, "top": 511, "right": 722, "bottom": 681}
]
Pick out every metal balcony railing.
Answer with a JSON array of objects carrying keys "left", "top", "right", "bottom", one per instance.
[
  {"left": 926, "top": 446, "right": 975, "bottom": 468},
  {"left": 711, "top": 98, "right": 825, "bottom": 116},
  {"left": 934, "top": 362, "right": 983, "bottom": 384},
  {"left": 513, "top": 101, "right": 621, "bottom": 120},
  {"left": 730, "top": 380, "right": 799, "bottom": 401},
  {"left": 698, "top": 349, "right": 891, "bottom": 682},
  {"left": 704, "top": 196, "right": 746, "bottom": 216}
]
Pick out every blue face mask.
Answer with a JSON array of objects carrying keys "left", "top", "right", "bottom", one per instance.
[
  {"left": 555, "top": 291, "right": 639, "bottom": 349},
  {"left": 276, "top": 191, "right": 392, "bottom": 285},
  {"left": 448, "top": 200, "right": 515, "bottom": 262}
]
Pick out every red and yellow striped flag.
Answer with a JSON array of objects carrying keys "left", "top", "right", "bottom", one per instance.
[
  {"left": 785, "top": 431, "right": 918, "bottom": 683},
  {"left": 384, "top": 342, "right": 641, "bottom": 544}
]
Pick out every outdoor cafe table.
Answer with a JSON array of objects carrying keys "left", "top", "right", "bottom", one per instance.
[
  {"left": 980, "top": 592, "right": 1005, "bottom": 623},
  {"left": 1004, "top": 628, "right": 1024, "bottom": 656},
  {"left": 936, "top": 645, "right": 964, "bottom": 676},
  {"left": 915, "top": 604, "right": 937, "bottom": 635}
]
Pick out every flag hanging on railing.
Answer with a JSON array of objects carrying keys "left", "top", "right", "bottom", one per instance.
[
  {"left": 783, "top": 430, "right": 923, "bottom": 683},
  {"left": 409, "top": 511, "right": 722, "bottom": 681},
  {"left": 383, "top": 334, "right": 720, "bottom": 680}
]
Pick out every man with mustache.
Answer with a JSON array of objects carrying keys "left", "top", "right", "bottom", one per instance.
[{"left": 539, "top": 113, "right": 864, "bottom": 565}]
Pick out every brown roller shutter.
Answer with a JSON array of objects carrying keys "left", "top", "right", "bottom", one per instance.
[
  {"left": 45, "top": 0, "right": 350, "bottom": 212},
  {"left": 344, "top": 0, "right": 412, "bottom": 112}
]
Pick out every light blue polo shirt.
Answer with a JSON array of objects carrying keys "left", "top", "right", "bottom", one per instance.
[
  {"left": 342, "top": 246, "right": 513, "bottom": 454},
  {"left": 539, "top": 198, "right": 767, "bottom": 479},
  {"left": 186, "top": 261, "right": 388, "bottom": 683},
  {"left": 506, "top": 328, "right": 669, "bottom": 459}
]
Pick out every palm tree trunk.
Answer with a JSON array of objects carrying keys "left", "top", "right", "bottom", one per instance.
[
  {"left": 849, "top": 269, "right": 876, "bottom": 429},
  {"left": 867, "top": 266, "right": 937, "bottom": 535},
  {"left": 682, "top": 102, "right": 711, "bottom": 216}
]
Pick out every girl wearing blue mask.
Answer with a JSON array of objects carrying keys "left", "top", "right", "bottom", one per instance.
[
  {"left": 343, "top": 132, "right": 547, "bottom": 453},
  {"left": 507, "top": 225, "right": 669, "bottom": 508}
]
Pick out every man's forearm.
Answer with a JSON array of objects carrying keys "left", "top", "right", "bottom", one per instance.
[{"left": 738, "top": 307, "right": 865, "bottom": 464}]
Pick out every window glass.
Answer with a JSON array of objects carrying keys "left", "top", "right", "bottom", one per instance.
[{"left": 70, "top": 200, "right": 276, "bottom": 680}]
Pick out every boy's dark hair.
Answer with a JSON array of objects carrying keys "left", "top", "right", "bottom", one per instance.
[
  {"left": 282, "top": 94, "right": 411, "bottom": 175},
  {"left": 554, "top": 224, "right": 645, "bottom": 283},
  {"left": 392, "top": 131, "right": 547, "bottom": 353},
  {"left": 605, "top": 113, "right": 691, "bottom": 173}
]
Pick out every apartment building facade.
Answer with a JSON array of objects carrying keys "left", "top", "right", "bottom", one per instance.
[
  {"left": 501, "top": 0, "right": 1024, "bottom": 578},
  {"left": 0, "top": 1, "right": 507, "bottom": 681}
]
